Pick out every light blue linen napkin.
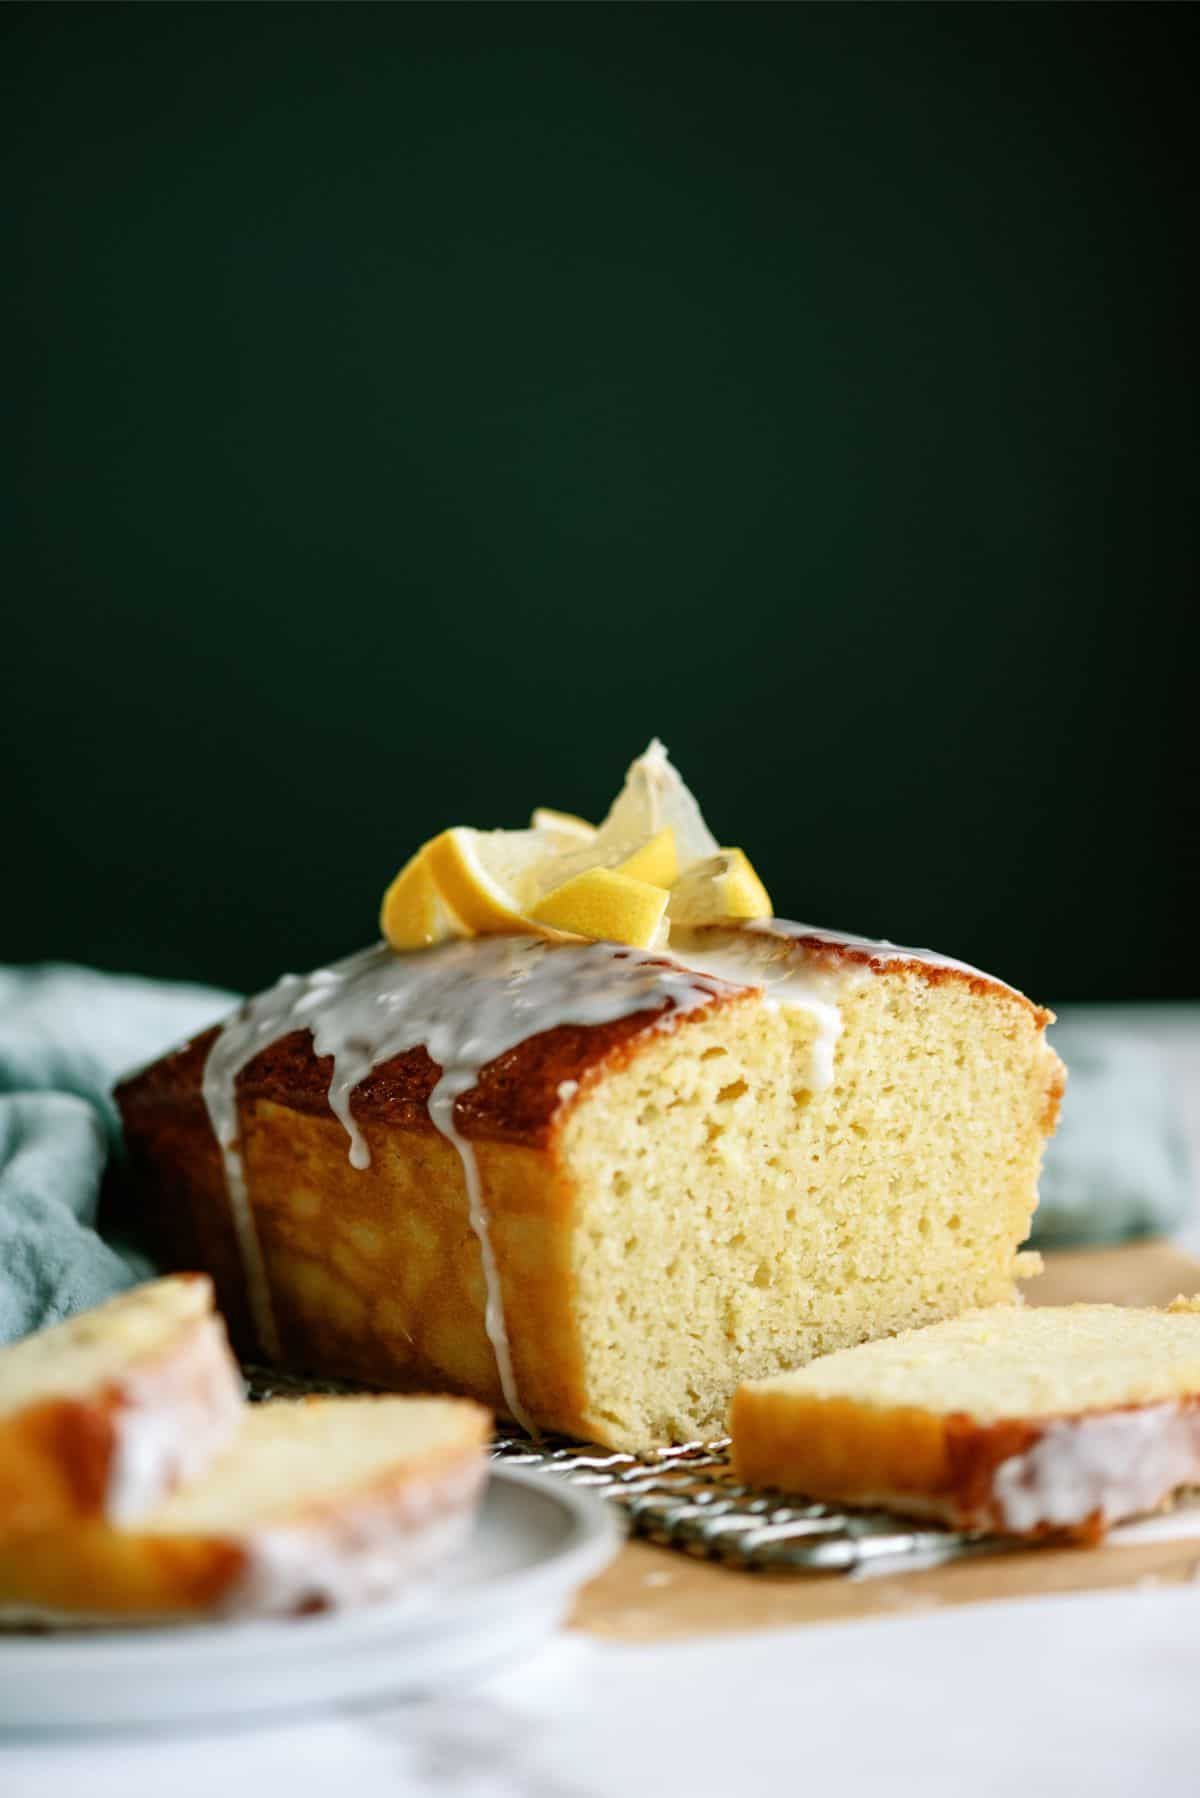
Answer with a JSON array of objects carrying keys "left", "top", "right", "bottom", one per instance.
[
  {"left": 0, "top": 964, "right": 234, "bottom": 1339},
  {"left": 1034, "top": 1016, "right": 1194, "bottom": 1248}
]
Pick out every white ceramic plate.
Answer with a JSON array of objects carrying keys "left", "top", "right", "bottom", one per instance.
[{"left": 0, "top": 1466, "right": 620, "bottom": 1730}]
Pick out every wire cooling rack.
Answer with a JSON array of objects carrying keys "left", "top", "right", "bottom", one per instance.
[
  {"left": 488, "top": 1428, "right": 1022, "bottom": 1577},
  {"left": 245, "top": 1366, "right": 1017, "bottom": 1578}
]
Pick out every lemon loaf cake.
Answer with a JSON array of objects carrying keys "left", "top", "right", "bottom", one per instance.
[
  {"left": 732, "top": 1301, "right": 1200, "bottom": 1540},
  {"left": 0, "top": 1395, "right": 489, "bottom": 1619},
  {"left": 114, "top": 743, "right": 1063, "bottom": 1449},
  {"left": 0, "top": 1276, "right": 242, "bottom": 1533}
]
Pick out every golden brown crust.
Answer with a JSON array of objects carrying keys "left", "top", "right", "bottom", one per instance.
[
  {"left": 113, "top": 991, "right": 739, "bottom": 1396},
  {"left": 0, "top": 1397, "right": 118, "bottom": 1534},
  {"left": 0, "top": 1522, "right": 248, "bottom": 1615},
  {"left": 699, "top": 923, "right": 1055, "bottom": 1027},
  {"left": 115, "top": 1070, "right": 594, "bottom": 1421},
  {"left": 730, "top": 1389, "right": 1197, "bottom": 1543},
  {"left": 0, "top": 1405, "right": 490, "bottom": 1618},
  {"left": 730, "top": 1386, "right": 1030, "bottom": 1529},
  {"left": 0, "top": 1294, "right": 242, "bottom": 1534},
  {"left": 114, "top": 925, "right": 1049, "bottom": 1150},
  {"left": 112, "top": 966, "right": 755, "bottom": 1400},
  {"left": 115, "top": 989, "right": 743, "bottom": 1152}
]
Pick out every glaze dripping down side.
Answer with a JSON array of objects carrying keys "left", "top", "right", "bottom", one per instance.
[{"left": 199, "top": 937, "right": 750, "bottom": 1430}]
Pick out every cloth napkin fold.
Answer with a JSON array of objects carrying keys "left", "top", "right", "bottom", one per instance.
[
  {"left": 0, "top": 965, "right": 1193, "bottom": 1345},
  {"left": 1037, "top": 1015, "right": 1194, "bottom": 1248},
  {"left": 0, "top": 963, "right": 234, "bottom": 1339}
]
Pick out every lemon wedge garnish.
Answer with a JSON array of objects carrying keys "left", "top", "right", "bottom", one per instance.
[
  {"left": 550, "top": 739, "right": 719, "bottom": 888},
  {"left": 600, "top": 738, "right": 719, "bottom": 868},
  {"left": 530, "top": 868, "right": 669, "bottom": 948},
  {"left": 667, "top": 849, "right": 773, "bottom": 925},
  {"left": 379, "top": 740, "right": 774, "bottom": 954},
  {"left": 530, "top": 807, "right": 596, "bottom": 843},
  {"left": 382, "top": 825, "right": 566, "bottom": 950},
  {"left": 421, "top": 827, "right": 555, "bottom": 935},
  {"left": 614, "top": 825, "right": 677, "bottom": 889},
  {"left": 379, "top": 847, "right": 465, "bottom": 951}
]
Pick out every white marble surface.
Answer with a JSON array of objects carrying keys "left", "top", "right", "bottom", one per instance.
[
  {"left": 5, "top": 1584, "right": 1200, "bottom": 1798},
  {"left": 3, "top": 1004, "right": 1198, "bottom": 1795}
]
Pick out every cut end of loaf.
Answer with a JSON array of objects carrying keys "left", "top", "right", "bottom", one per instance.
[{"left": 565, "top": 964, "right": 1060, "bottom": 1446}]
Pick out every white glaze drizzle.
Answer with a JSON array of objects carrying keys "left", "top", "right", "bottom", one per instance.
[
  {"left": 748, "top": 918, "right": 1021, "bottom": 997},
  {"left": 668, "top": 928, "right": 862, "bottom": 1092},
  {"left": 202, "top": 992, "right": 304, "bottom": 1365},
  {"left": 992, "top": 1403, "right": 1200, "bottom": 1535},
  {"left": 201, "top": 937, "right": 749, "bottom": 1430},
  {"left": 106, "top": 1314, "right": 245, "bottom": 1527},
  {"left": 218, "top": 1456, "right": 486, "bottom": 1617}
]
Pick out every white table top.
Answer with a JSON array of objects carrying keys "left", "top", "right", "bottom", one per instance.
[{"left": 5, "top": 1584, "right": 1199, "bottom": 1798}]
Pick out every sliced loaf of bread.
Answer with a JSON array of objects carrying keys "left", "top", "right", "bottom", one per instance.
[
  {"left": 0, "top": 1395, "right": 490, "bottom": 1619},
  {"left": 116, "top": 924, "right": 1062, "bottom": 1448},
  {"left": 731, "top": 1300, "right": 1200, "bottom": 1540},
  {"left": 0, "top": 1276, "right": 243, "bottom": 1533}
]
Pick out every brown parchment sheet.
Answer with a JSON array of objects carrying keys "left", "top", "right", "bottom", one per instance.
[{"left": 569, "top": 1240, "right": 1200, "bottom": 1641}]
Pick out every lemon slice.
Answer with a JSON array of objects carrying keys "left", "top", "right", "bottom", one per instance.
[
  {"left": 530, "top": 868, "right": 669, "bottom": 948},
  {"left": 667, "top": 849, "right": 773, "bottom": 925},
  {"left": 381, "top": 819, "right": 607, "bottom": 950},
  {"left": 614, "top": 825, "right": 677, "bottom": 889},
  {"left": 379, "top": 849, "right": 456, "bottom": 951},
  {"left": 421, "top": 826, "right": 557, "bottom": 935},
  {"left": 530, "top": 807, "right": 596, "bottom": 843}
]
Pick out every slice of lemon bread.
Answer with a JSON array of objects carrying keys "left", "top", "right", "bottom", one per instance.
[
  {"left": 0, "top": 1276, "right": 243, "bottom": 1533},
  {"left": 731, "top": 1300, "right": 1200, "bottom": 1539},
  {"left": 114, "top": 923, "right": 1062, "bottom": 1449},
  {"left": 0, "top": 1395, "right": 489, "bottom": 1619}
]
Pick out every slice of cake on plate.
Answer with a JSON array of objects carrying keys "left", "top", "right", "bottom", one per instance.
[
  {"left": 0, "top": 1394, "right": 490, "bottom": 1619},
  {"left": 114, "top": 744, "right": 1063, "bottom": 1449},
  {"left": 0, "top": 1275, "right": 242, "bottom": 1532},
  {"left": 731, "top": 1300, "right": 1200, "bottom": 1539}
]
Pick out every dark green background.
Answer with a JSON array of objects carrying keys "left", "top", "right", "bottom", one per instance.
[{"left": 5, "top": 5, "right": 1195, "bottom": 1000}]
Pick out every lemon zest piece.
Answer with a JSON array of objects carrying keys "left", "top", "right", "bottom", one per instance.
[
  {"left": 380, "top": 846, "right": 464, "bottom": 951},
  {"left": 530, "top": 808, "right": 596, "bottom": 842},
  {"left": 668, "top": 848, "right": 773, "bottom": 925},
  {"left": 530, "top": 868, "right": 669, "bottom": 948},
  {"left": 614, "top": 826, "right": 677, "bottom": 889}
]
